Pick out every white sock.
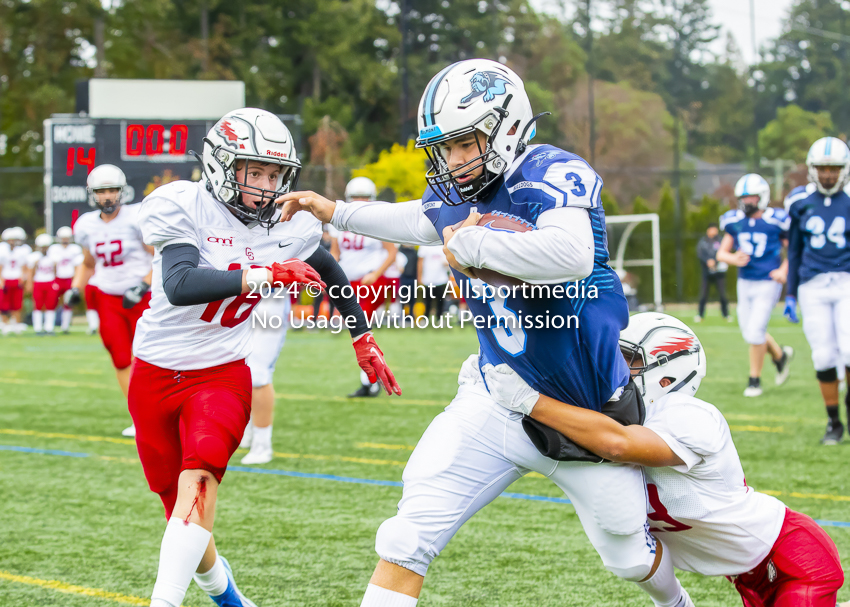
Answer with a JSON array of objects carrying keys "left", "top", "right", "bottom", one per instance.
[
  {"left": 32, "top": 310, "right": 43, "bottom": 332},
  {"left": 86, "top": 309, "right": 99, "bottom": 330},
  {"left": 151, "top": 518, "right": 212, "bottom": 607},
  {"left": 251, "top": 425, "right": 272, "bottom": 450},
  {"left": 361, "top": 584, "right": 418, "bottom": 607},
  {"left": 45, "top": 310, "right": 56, "bottom": 332},
  {"left": 61, "top": 307, "right": 72, "bottom": 331},
  {"left": 636, "top": 541, "right": 691, "bottom": 607},
  {"left": 193, "top": 553, "right": 229, "bottom": 597},
  {"left": 360, "top": 370, "right": 371, "bottom": 386}
]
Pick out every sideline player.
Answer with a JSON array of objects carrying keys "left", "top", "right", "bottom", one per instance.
[
  {"left": 482, "top": 312, "right": 844, "bottom": 607},
  {"left": 330, "top": 176, "right": 399, "bottom": 397},
  {"left": 26, "top": 234, "right": 59, "bottom": 335},
  {"left": 281, "top": 59, "right": 694, "bottom": 607},
  {"left": 784, "top": 137, "right": 850, "bottom": 445},
  {"left": 131, "top": 108, "right": 400, "bottom": 607},
  {"left": 718, "top": 174, "right": 794, "bottom": 397},
  {"left": 0, "top": 227, "right": 32, "bottom": 335},
  {"left": 49, "top": 226, "right": 84, "bottom": 333},
  {"left": 65, "top": 164, "right": 154, "bottom": 437}
]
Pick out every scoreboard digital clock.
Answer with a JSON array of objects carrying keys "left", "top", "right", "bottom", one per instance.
[{"left": 44, "top": 116, "right": 212, "bottom": 232}]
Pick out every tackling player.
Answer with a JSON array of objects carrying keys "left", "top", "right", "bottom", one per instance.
[
  {"left": 280, "top": 59, "right": 694, "bottom": 607},
  {"left": 482, "top": 312, "right": 844, "bottom": 607},
  {"left": 26, "top": 234, "right": 59, "bottom": 335},
  {"left": 130, "top": 108, "right": 400, "bottom": 607},
  {"left": 65, "top": 164, "right": 154, "bottom": 437},
  {"left": 330, "top": 176, "right": 399, "bottom": 397},
  {"left": 0, "top": 227, "right": 32, "bottom": 335},
  {"left": 784, "top": 137, "right": 850, "bottom": 445},
  {"left": 718, "top": 174, "right": 794, "bottom": 397},
  {"left": 50, "top": 226, "right": 84, "bottom": 333}
]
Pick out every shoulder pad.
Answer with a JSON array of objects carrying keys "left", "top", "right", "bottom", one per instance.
[
  {"left": 719, "top": 209, "right": 743, "bottom": 231},
  {"left": 784, "top": 183, "right": 817, "bottom": 211}
]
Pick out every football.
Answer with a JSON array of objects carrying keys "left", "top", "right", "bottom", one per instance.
[{"left": 452, "top": 211, "right": 536, "bottom": 287}]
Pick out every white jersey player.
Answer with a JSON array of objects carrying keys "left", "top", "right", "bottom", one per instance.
[
  {"left": 67, "top": 164, "right": 154, "bottom": 437},
  {"left": 483, "top": 312, "right": 844, "bottom": 606},
  {"left": 26, "top": 234, "right": 59, "bottom": 334},
  {"left": 330, "top": 176, "right": 398, "bottom": 397},
  {"left": 49, "top": 226, "right": 84, "bottom": 333},
  {"left": 1, "top": 227, "right": 32, "bottom": 334},
  {"left": 129, "top": 108, "right": 399, "bottom": 607}
]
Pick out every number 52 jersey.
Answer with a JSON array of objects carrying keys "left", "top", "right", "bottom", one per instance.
[{"left": 133, "top": 180, "right": 322, "bottom": 371}]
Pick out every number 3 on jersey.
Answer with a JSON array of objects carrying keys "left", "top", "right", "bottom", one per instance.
[{"left": 200, "top": 263, "right": 261, "bottom": 328}]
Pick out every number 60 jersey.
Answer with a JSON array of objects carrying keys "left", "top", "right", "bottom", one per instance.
[{"left": 133, "top": 180, "right": 321, "bottom": 370}]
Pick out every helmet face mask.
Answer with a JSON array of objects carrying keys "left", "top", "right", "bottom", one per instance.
[
  {"left": 806, "top": 137, "right": 850, "bottom": 196},
  {"left": 734, "top": 174, "right": 770, "bottom": 216},
  {"left": 93, "top": 187, "right": 123, "bottom": 214},
  {"left": 87, "top": 164, "right": 129, "bottom": 214}
]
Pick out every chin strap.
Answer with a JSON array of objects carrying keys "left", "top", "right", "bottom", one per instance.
[{"left": 516, "top": 112, "right": 552, "bottom": 158}]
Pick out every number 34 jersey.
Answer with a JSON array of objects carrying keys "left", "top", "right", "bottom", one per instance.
[
  {"left": 133, "top": 180, "right": 322, "bottom": 371},
  {"left": 73, "top": 205, "right": 153, "bottom": 295},
  {"left": 643, "top": 393, "right": 785, "bottom": 576}
]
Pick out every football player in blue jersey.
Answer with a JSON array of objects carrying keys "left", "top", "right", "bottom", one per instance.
[
  {"left": 278, "top": 59, "right": 694, "bottom": 607},
  {"left": 784, "top": 137, "right": 850, "bottom": 445},
  {"left": 717, "top": 174, "right": 794, "bottom": 397}
]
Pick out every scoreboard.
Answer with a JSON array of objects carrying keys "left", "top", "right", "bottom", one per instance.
[{"left": 44, "top": 116, "right": 212, "bottom": 232}]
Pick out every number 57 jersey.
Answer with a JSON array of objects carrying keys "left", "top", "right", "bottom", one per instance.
[{"left": 133, "top": 180, "right": 322, "bottom": 371}]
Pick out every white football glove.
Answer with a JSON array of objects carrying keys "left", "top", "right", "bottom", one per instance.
[
  {"left": 457, "top": 354, "right": 483, "bottom": 387},
  {"left": 482, "top": 363, "right": 540, "bottom": 415}
]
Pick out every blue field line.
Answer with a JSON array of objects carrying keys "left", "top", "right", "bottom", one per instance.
[{"left": 5, "top": 443, "right": 850, "bottom": 529}]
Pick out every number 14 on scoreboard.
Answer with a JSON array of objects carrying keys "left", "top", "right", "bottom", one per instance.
[{"left": 66, "top": 147, "right": 96, "bottom": 176}]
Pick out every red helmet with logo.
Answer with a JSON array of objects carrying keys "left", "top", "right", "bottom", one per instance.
[
  {"left": 199, "top": 108, "right": 300, "bottom": 229},
  {"left": 618, "top": 312, "right": 706, "bottom": 405}
]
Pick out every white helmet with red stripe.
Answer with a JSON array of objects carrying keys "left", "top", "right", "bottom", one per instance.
[{"left": 619, "top": 313, "right": 706, "bottom": 405}]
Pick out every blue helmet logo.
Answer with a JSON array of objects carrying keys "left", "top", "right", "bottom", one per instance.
[{"left": 459, "top": 71, "right": 512, "bottom": 106}]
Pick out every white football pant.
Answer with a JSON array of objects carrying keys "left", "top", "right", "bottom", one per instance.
[
  {"left": 798, "top": 272, "right": 850, "bottom": 371},
  {"left": 736, "top": 279, "right": 782, "bottom": 345},
  {"left": 247, "top": 294, "right": 290, "bottom": 388},
  {"left": 375, "top": 355, "right": 655, "bottom": 582}
]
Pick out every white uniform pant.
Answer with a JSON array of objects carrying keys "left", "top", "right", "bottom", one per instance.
[
  {"left": 375, "top": 356, "right": 654, "bottom": 580},
  {"left": 798, "top": 272, "right": 850, "bottom": 371},
  {"left": 736, "top": 279, "right": 782, "bottom": 345},
  {"left": 247, "top": 294, "right": 290, "bottom": 388}
]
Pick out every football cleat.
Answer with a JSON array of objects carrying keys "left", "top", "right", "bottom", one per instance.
[
  {"left": 240, "top": 445, "right": 273, "bottom": 466},
  {"left": 692, "top": 315, "right": 702, "bottom": 323},
  {"left": 348, "top": 382, "right": 382, "bottom": 398},
  {"left": 239, "top": 423, "right": 253, "bottom": 450},
  {"left": 121, "top": 424, "right": 136, "bottom": 438},
  {"left": 821, "top": 420, "right": 844, "bottom": 445},
  {"left": 743, "top": 378, "right": 762, "bottom": 398},
  {"left": 773, "top": 346, "right": 794, "bottom": 386},
  {"left": 209, "top": 556, "right": 259, "bottom": 607}
]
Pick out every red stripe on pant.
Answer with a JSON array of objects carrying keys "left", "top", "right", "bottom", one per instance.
[
  {"left": 33, "top": 281, "right": 60, "bottom": 310},
  {"left": 731, "top": 509, "right": 844, "bottom": 607},
  {"left": 128, "top": 358, "right": 252, "bottom": 519},
  {"left": 92, "top": 287, "right": 150, "bottom": 369}
]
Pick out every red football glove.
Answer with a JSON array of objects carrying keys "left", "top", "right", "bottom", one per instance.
[
  {"left": 353, "top": 332, "right": 402, "bottom": 396},
  {"left": 271, "top": 260, "right": 327, "bottom": 291}
]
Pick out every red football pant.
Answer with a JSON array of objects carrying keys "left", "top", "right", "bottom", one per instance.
[
  {"left": 732, "top": 509, "right": 843, "bottom": 607},
  {"left": 84, "top": 283, "right": 98, "bottom": 310},
  {"left": 92, "top": 287, "right": 150, "bottom": 369},
  {"left": 32, "top": 281, "right": 60, "bottom": 310},
  {"left": 351, "top": 276, "right": 389, "bottom": 319},
  {"left": 55, "top": 278, "right": 73, "bottom": 307},
  {"left": 129, "top": 358, "right": 252, "bottom": 519},
  {"left": 1, "top": 279, "right": 23, "bottom": 312}
]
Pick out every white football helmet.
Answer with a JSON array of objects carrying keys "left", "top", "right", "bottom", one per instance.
[
  {"left": 806, "top": 136, "right": 850, "bottom": 196},
  {"left": 10, "top": 226, "right": 26, "bottom": 245},
  {"left": 56, "top": 226, "right": 73, "bottom": 243},
  {"left": 35, "top": 233, "right": 53, "bottom": 249},
  {"left": 734, "top": 173, "right": 771, "bottom": 215},
  {"left": 87, "top": 164, "right": 128, "bottom": 213},
  {"left": 619, "top": 312, "right": 706, "bottom": 405},
  {"left": 415, "top": 58, "right": 542, "bottom": 205},
  {"left": 345, "top": 176, "right": 377, "bottom": 202},
  {"left": 199, "top": 108, "right": 300, "bottom": 229},
  {"left": 1, "top": 228, "right": 11, "bottom": 242}
]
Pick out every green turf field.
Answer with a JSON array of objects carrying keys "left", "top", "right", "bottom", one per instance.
[{"left": 0, "top": 308, "right": 848, "bottom": 606}]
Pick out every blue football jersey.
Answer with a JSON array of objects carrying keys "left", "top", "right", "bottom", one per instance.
[
  {"left": 785, "top": 184, "right": 850, "bottom": 296},
  {"left": 719, "top": 208, "right": 789, "bottom": 281},
  {"left": 422, "top": 144, "right": 630, "bottom": 411}
]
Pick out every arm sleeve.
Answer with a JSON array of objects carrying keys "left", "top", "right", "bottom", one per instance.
[
  {"left": 161, "top": 243, "right": 243, "bottom": 306},
  {"left": 303, "top": 246, "right": 370, "bottom": 338},
  {"left": 445, "top": 207, "right": 594, "bottom": 284},
  {"left": 787, "top": 217, "right": 804, "bottom": 297},
  {"left": 331, "top": 199, "right": 442, "bottom": 246}
]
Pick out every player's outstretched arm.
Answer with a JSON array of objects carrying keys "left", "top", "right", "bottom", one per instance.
[
  {"left": 276, "top": 190, "right": 337, "bottom": 224},
  {"left": 483, "top": 363, "right": 683, "bottom": 467}
]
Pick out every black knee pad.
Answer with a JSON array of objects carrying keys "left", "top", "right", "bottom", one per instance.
[{"left": 816, "top": 368, "right": 838, "bottom": 383}]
